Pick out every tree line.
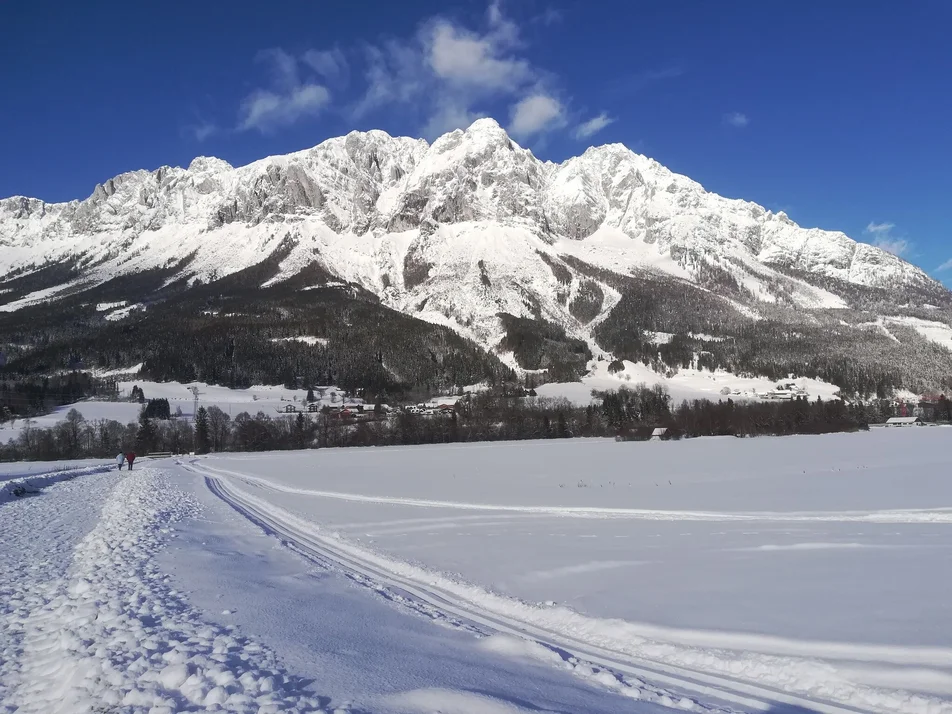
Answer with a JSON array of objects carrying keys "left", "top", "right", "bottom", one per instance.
[
  {"left": 8, "top": 384, "right": 943, "bottom": 463},
  {"left": 0, "top": 373, "right": 119, "bottom": 422}
]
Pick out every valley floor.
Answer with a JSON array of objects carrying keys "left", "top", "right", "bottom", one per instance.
[{"left": 2, "top": 430, "right": 950, "bottom": 713}]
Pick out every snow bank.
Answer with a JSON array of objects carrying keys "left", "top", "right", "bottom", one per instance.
[{"left": 0, "top": 463, "right": 112, "bottom": 504}]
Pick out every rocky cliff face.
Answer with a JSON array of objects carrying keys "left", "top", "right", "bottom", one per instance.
[{"left": 1, "top": 118, "right": 948, "bottom": 363}]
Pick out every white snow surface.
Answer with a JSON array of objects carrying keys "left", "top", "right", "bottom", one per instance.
[
  {"left": 3, "top": 432, "right": 952, "bottom": 714},
  {"left": 1, "top": 118, "right": 945, "bottom": 361},
  {"left": 535, "top": 359, "right": 841, "bottom": 405},
  {"left": 269, "top": 336, "right": 329, "bottom": 346},
  {"left": 0, "top": 468, "right": 344, "bottom": 713},
  {"left": 183, "top": 430, "right": 952, "bottom": 714},
  {"left": 0, "top": 462, "right": 112, "bottom": 503},
  {"left": 104, "top": 302, "right": 145, "bottom": 321},
  {"left": 883, "top": 315, "right": 952, "bottom": 351},
  {"left": 0, "top": 462, "right": 689, "bottom": 713},
  {"left": 0, "top": 380, "right": 358, "bottom": 441},
  {"left": 0, "top": 401, "right": 144, "bottom": 439}
]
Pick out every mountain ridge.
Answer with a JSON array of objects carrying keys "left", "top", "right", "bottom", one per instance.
[
  {"left": 1, "top": 117, "right": 938, "bottom": 291},
  {"left": 2, "top": 118, "right": 951, "bottom": 396}
]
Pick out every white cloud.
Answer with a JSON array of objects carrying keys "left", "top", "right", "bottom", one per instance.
[
  {"left": 258, "top": 48, "right": 299, "bottom": 90},
  {"left": 352, "top": 41, "right": 425, "bottom": 118},
  {"left": 422, "top": 101, "right": 485, "bottom": 140},
  {"left": 486, "top": 0, "right": 506, "bottom": 29},
  {"left": 302, "top": 48, "right": 348, "bottom": 82},
  {"left": 534, "top": 7, "right": 563, "bottom": 25},
  {"left": 239, "top": 84, "right": 330, "bottom": 132},
  {"left": 353, "top": 2, "right": 565, "bottom": 140},
  {"left": 865, "top": 221, "right": 895, "bottom": 235},
  {"left": 723, "top": 112, "right": 749, "bottom": 128},
  {"left": 189, "top": 122, "right": 218, "bottom": 142},
  {"left": 871, "top": 238, "right": 911, "bottom": 257},
  {"left": 239, "top": 49, "right": 332, "bottom": 132},
  {"left": 574, "top": 112, "right": 615, "bottom": 140},
  {"left": 235, "top": 3, "right": 626, "bottom": 143},
  {"left": 427, "top": 20, "right": 530, "bottom": 91},
  {"left": 864, "top": 221, "right": 911, "bottom": 257},
  {"left": 509, "top": 93, "right": 564, "bottom": 139},
  {"left": 937, "top": 259, "right": 952, "bottom": 272}
]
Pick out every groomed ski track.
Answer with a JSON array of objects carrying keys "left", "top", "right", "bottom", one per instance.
[{"left": 185, "top": 459, "right": 880, "bottom": 714}]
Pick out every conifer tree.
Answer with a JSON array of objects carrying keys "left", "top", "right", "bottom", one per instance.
[{"left": 195, "top": 406, "right": 211, "bottom": 454}]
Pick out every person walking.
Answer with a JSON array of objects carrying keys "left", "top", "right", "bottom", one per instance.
[
  {"left": 126, "top": 451, "right": 136, "bottom": 471},
  {"left": 116, "top": 453, "right": 125, "bottom": 471}
]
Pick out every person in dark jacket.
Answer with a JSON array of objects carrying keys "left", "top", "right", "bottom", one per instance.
[{"left": 126, "top": 452, "right": 136, "bottom": 470}]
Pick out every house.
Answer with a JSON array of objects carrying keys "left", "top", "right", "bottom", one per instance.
[
  {"left": 885, "top": 416, "right": 924, "bottom": 427},
  {"left": 617, "top": 426, "right": 681, "bottom": 441},
  {"left": 917, "top": 395, "right": 944, "bottom": 421},
  {"left": 283, "top": 404, "right": 298, "bottom": 414},
  {"left": 615, "top": 426, "right": 655, "bottom": 442}
]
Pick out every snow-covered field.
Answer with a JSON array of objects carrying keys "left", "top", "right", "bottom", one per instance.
[
  {"left": 883, "top": 316, "right": 952, "bottom": 351},
  {"left": 186, "top": 430, "right": 952, "bottom": 713},
  {"left": 0, "top": 401, "right": 144, "bottom": 438},
  {"left": 536, "top": 359, "right": 842, "bottom": 405},
  {"left": 3, "top": 431, "right": 950, "bottom": 713},
  {"left": 0, "top": 380, "right": 358, "bottom": 440}
]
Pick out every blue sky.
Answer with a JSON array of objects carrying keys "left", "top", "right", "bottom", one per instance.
[{"left": 2, "top": 1, "right": 950, "bottom": 282}]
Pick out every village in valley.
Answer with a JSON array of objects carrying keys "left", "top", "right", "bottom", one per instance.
[{"left": 271, "top": 385, "right": 463, "bottom": 423}]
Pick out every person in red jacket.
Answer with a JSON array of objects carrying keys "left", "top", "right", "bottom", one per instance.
[{"left": 126, "top": 452, "right": 136, "bottom": 470}]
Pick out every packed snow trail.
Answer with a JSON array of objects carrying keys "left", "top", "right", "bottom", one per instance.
[
  {"left": 0, "top": 467, "right": 351, "bottom": 714},
  {"left": 190, "top": 459, "right": 952, "bottom": 714},
  {"left": 0, "top": 467, "right": 118, "bottom": 711}
]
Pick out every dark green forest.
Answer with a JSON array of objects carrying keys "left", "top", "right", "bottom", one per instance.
[{"left": 0, "top": 259, "right": 513, "bottom": 414}]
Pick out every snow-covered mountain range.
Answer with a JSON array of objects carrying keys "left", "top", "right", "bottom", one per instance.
[{"left": 1, "top": 118, "right": 949, "bottom": 369}]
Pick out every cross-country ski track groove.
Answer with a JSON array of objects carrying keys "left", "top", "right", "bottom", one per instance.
[
  {"left": 182, "top": 459, "right": 897, "bottom": 714},
  {"left": 190, "top": 461, "right": 952, "bottom": 524}
]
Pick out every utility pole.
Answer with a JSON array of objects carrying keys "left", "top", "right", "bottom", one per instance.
[{"left": 189, "top": 386, "right": 204, "bottom": 423}]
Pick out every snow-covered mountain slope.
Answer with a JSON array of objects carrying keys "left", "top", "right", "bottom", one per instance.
[{"left": 1, "top": 118, "right": 948, "bottom": 361}]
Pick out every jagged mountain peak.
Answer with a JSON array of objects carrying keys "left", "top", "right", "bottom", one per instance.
[
  {"left": 1, "top": 118, "right": 949, "bottom": 378},
  {"left": 188, "top": 156, "right": 234, "bottom": 174}
]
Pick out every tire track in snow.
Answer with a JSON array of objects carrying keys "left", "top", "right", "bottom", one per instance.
[
  {"left": 191, "top": 461, "right": 952, "bottom": 714},
  {"left": 196, "top": 462, "right": 952, "bottom": 524}
]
